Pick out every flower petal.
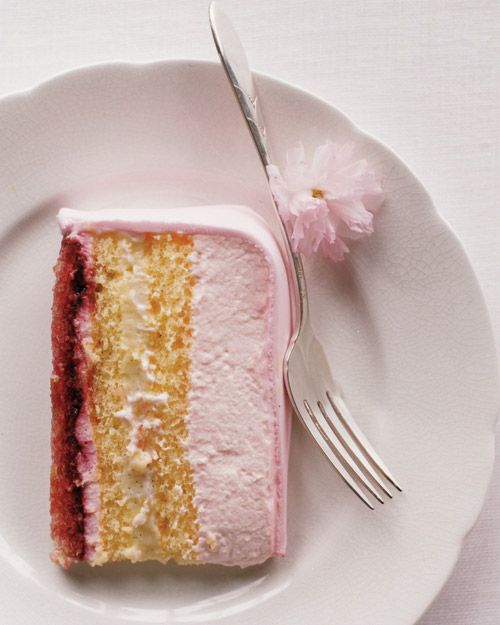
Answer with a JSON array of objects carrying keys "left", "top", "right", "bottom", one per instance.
[
  {"left": 310, "top": 141, "right": 335, "bottom": 186},
  {"left": 333, "top": 198, "right": 374, "bottom": 239},
  {"left": 321, "top": 236, "right": 350, "bottom": 262}
]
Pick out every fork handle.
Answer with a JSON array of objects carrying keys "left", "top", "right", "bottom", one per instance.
[{"left": 209, "top": 2, "right": 308, "bottom": 332}]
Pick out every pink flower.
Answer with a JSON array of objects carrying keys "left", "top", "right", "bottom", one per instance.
[{"left": 267, "top": 141, "right": 383, "bottom": 261}]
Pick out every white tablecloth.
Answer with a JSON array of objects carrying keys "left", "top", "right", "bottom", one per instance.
[{"left": 1, "top": 1, "right": 498, "bottom": 623}]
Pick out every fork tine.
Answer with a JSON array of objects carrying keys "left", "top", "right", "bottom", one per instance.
[
  {"left": 300, "top": 401, "right": 375, "bottom": 510},
  {"left": 317, "top": 400, "right": 393, "bottom": 498},
  {"left": 310, "top": 401, "right": 385, "bottom": 504},
  {"left": 327, "top": 391, "right": 402, "bottom": 492}
]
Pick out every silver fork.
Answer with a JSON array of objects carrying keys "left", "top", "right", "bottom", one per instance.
[{"left": 209, "top": 2, "right": 402, "bottom": 509}]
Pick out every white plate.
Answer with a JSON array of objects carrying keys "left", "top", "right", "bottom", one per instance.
[{"left": 0, "top": 60, "right": 498, "bottom": 625}]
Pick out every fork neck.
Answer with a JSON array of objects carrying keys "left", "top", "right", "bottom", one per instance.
[
  {"left": 257, "top": 152, "right": 309, "bottom": 335},
  {"left": 288, "top": 248, "right": 309, "bottom": 335}
]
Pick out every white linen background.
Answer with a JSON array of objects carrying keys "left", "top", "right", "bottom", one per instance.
[{"left": 0, "top": 0, "right": 498, "bottom": 623}]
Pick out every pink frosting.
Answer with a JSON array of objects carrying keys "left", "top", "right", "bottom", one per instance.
[{"left": 59, "top": 206, "right": 286, "bottom": 242}]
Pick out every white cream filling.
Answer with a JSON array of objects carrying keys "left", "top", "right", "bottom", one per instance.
[{"left": 109, "top": 235, "right": 166, "bottom": 560}]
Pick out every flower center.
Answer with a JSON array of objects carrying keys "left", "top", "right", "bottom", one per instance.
[{"left": 311, "top": 188, "right": 324, "bottom": 199}]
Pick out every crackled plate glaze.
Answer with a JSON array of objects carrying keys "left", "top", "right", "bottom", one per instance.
[{"left": 0, "top": 60, "right": 498, "bottom": 625}]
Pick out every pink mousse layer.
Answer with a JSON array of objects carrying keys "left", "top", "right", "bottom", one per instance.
[
  {"left": 59, "top": 206, "right": 292, "bottom": 566},
  {"left": 189, "top": 232, "right": 290, "bottom": 565}
]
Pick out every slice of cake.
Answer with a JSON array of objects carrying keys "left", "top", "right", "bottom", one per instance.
[{"left": 50, "top": 206, "right": 291, "bottom": 568}]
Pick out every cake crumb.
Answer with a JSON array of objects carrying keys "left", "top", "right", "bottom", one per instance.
[
  {"left": 130, "top": 450, "right": 152, "bottom": 474},
  {"left": 206, "top": 532, "right": 218, "bottom": 552}
]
